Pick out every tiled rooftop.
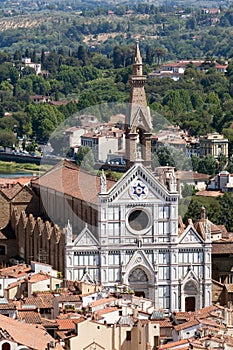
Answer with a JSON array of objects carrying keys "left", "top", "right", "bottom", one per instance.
[
  {"left": 0, "top": 182, "right": 24, "bottom": 200},
  {"left": 0, "top": 313, "right": 62, "bottom": 350},
  {"left": 28, "top": 273, "right": 50, "bottom": 283},
  {"left": 174, "top": 317, "right": 199, "bottom": 331},
  {"left": 0, "top": 177, "right": 36, "bottom": 187},
  {"left": 90, "top": 297, "right": 116, "bottom": 307},
  {"left": 0, "top": 264, "right": 31, "bottom": 278},
  {"left": 17, "top": 310, "right": 42, "bottom": 324},
  {"left": 23, "top": 294, "right": 54, "bottom": 309},
  {"left": 32, "top": 160, "right": 116, "bottom": 204},
  {"left": 56, "top": 318, "right": 76, "bottom": 330}
]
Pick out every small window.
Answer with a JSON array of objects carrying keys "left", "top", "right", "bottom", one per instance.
[
  {"left": 0, "top": 245, "right": 6, "bottom": 255},
  {"left": 126, "top": 331, "right": 131, "bottom": 341}
]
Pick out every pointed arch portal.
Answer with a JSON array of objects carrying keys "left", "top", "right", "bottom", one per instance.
[
  {"left": 128, "top": 267, "right": 149, "bottom": 298},
  {"left": 183, "top": 280, "right": 198, "bottom": 312}
]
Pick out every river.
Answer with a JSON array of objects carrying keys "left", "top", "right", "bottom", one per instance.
[{"left": 0, "top": 168, "right": 40, "bottom": 178}]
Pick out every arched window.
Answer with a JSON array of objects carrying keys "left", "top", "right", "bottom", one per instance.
[
  {"left": 129, "top": 268, "right": 148, "bottom": 282},
  {"left": 2, "top": 342, "right": 10, "bottom": 350}
]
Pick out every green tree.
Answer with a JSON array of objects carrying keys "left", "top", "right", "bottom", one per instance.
[
  {"left": 181, "top": 184, "right": 196, "bottom": 198},
  {"left": 183, "top": 196, "right": 220, "bottom": 225},
  {"left": 75, "top": 146, "right": 94, "bottom": 172},
  {"left": 113, "top": 46, "right": 123, "bottom": 69},
  {"left": 77, "top": 45, "right": 88, "bottom": 66},
  {"left": 13, "top": 111, "right": 32, "bottom": 137},
  {"left": 0, "top": 129, "right": 16, "bottom": 149},
  {"left": 154, "top": 47, "right": 167, "bottom": 65},
  {"left": 26, "top": 104, "right": 64, "bottom": 141},
  {"left": 197, "top": 155, "right": 217, "bottom": 175},
  {"left": 218, "top": 193, "right": 233, "bottom": 231}
]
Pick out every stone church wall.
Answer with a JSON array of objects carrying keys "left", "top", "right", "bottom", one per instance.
[
  {"left": 11, "top": 209, "right": 65, "bottom": 275},
  {"left": 0, "top": 194, "right": 10, "bottom": 228},
  {"left": 0, "top": 185, "right": 39, "bottom": 229}
]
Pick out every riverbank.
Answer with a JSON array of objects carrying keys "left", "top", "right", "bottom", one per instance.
[{"left": 0, "top": 160, "right": 52, "bottom": 175}]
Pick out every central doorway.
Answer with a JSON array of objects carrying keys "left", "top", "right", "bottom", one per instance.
[
  {"left": 183, "top": 280, "right": 198, "bottom": 311},
  {"left": 185, "top": 296, "right": 196, "bottom": 312},
  {"left": 128, "top": 267, "right": 149, "bottom": 298}
]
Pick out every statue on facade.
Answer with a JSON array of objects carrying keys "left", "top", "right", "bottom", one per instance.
[{"left": 100, "top": 169, "right": 107, "bottom": 193}]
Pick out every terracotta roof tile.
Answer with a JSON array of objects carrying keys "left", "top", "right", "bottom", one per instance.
[
  {"left": 96, "top": 307, "right": 118, "bottom": 317},
  {"left": 158, "top": 339, "right": 190, "bottom": 349},
  {"left": 17, "top": 310, "right": 42, "bottom": 324},
  {"left": 0, "top": 314, "right": 62, "bottom": 350},
  {"left": 56, "top": 330, "right": 68, "bottom": 340},
  {"left": 176, "top": 171, "right": 210, "bottom": 181},
  {"left": 55, "top": 295, "right": 81, "bottom": 302},
  {"left": 196, "top": 190, "right": 224, "bottom": 197},
  {"left": 28, "top": 273, "right": 50, "bottom": 283},
  {"left": 41, "top": 317, "right": 58, "bottom": 327},
  {"left": 225, "top": 284, "right": 233, "bottom": 292},
  {"left": 195, "top": 305, "right": 218, "bottom": 318},
  {"left": 212, "top": 242, "right": 233, "bottom": 254},
  {"left": 0, "top": 183, "right": 23, "bottom": 200},
  {"left": 0, "top": 264, "right": 31, "bottom": 278},
  {"left": 174, "top": 318, "right": 199, "bottom": 331},
  {"left": 6, "top": 280, "right": 26, "bottom": 289},
  {"left": 56, "top": 319, "right": 76, "bottom": 330},
  {"left": 157, "top": 318, "right": 173, "bottom": 327},
  {"left": 0, "top": 177, "right": 36, "bottom": 187},
  {"left": 73, "top": 317, "right": 85, "bottom": 324},
  {"left": 90, "top": 297, "right": 116, "bottom": 307},
  {"left": 199, "top": 318, "right": 224, "bottom": 328},
  {"left": 32, "top": 160, "right": 116, "bottom": 204},
  {"left": 175, "top": 311, "right": 194, "bottom": 320},
  {"left": 24, "top": 294, "right": 54, "bottom": 309},
  {"left": 0, "top": 302, "right": 15, "bottom": 310}
]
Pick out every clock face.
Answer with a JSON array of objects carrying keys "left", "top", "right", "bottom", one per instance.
[{"left": 129, "top": 180, "right": 148, "bottom": 200}]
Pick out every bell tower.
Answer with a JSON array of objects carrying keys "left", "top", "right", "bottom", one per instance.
[{"left": 125, "top": 40, "right": 152, "bottom": 168}]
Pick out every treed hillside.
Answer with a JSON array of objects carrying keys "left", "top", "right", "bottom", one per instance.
[
  {"left": 1, "top": 4, "right": 233, "bottom": 58},
  {"left": 0, "top": 3, "right": 232, "bottom": 163},
  {"left": 0, "top": 3, "right": 231, "bottom": 227}
]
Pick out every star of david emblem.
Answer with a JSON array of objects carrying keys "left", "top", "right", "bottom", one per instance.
[{"left": 129, "top": 180, "right": 148, "bottom": 200}]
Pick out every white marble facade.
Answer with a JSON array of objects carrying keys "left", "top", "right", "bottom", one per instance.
[{"left": 65, "top": 162, "right": 212, "bottom": 312}]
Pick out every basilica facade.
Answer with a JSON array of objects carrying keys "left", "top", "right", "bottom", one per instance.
[{"left": 63, "top": 43, "right": 212, "bottom": 312}]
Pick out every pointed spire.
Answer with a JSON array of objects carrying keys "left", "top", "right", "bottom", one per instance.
[
  {"left": 135, "top": 39, "right": 142, "bottom": 65},
  {"left": 66, "top": 219, "right": 73, "bottom": 244},
  {"left": 126, "top": 39, "right": 152, "bottom": 169},
  {"left": 133, "top": 39, "right": 143, "bottom": 76}
]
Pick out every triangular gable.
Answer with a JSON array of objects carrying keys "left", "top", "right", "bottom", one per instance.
[
  {"left": 130, "top": 106, "right": 151, "bottom": 132},
  {"left": 183, "top": 268, "right": 199, "bottom": 284},
  {"left": 83, "top": 342, "right": 104, "bottom": 350},
  {"left": 179, "top": 225, "right": 204, "bottom": 244},
  {"left": 12, "top": 185, "right": 34, "bottom": 203},
  {"left": 103, "top": 163, "right": 177, "bottom": 204},
  {"left": 124, "top": 250, "right": 155, "bottom": 283},
  {"left": 80, "top": 271, "right": 95, "bottom": 284},
  {"left": 73, "top": 225, "right": 99, "bottom": 247}
]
